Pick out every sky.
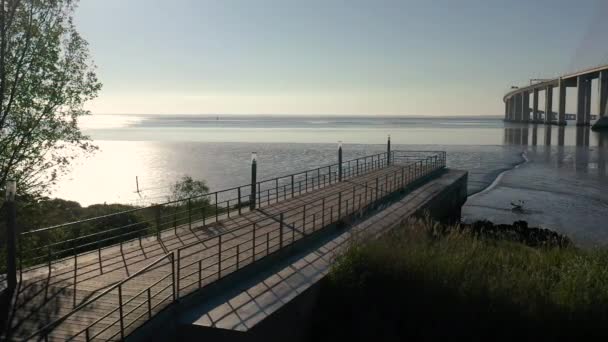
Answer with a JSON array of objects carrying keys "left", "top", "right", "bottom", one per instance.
[{"left": 75, "top": 0, "right": 608, "bottom": 116}]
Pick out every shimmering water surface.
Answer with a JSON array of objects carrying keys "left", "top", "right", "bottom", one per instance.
[{"left": 55, "top": 115, "right": 608, "bottom": 246}]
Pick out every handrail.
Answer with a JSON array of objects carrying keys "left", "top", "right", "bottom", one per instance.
[
  {"left": 21, "top": 151, "right": 389, "bottom": 235},
  {"left": 25, "top": 251, "right": 175, "bottom": 341},
  {"left": 24, "top": 151, "right": 447, "bottom": 341},
  {"left": 17, "top": 151, "right": 394, "bottom": 273}
]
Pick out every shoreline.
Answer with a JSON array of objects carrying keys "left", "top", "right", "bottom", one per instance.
[{"left": 467, "top": 150, "right": 529, "bottom": 198}]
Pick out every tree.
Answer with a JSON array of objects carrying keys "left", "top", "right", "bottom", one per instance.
[
  {"left": 169, "top": 176, "right": 210, "bottom": 202},
  {"left": 0, "top": 0, "right": 101, "bottom": 198}
]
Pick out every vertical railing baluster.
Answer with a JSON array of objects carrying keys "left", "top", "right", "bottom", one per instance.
[
  {"left": 176, "top": 250, "right": 181, "bottom": 299},
  {"left": 188, "top": 199, "right": 192, "bottom": 229},
  {"left": 73, "top": 252, "right": 77, "bottom": 308},
  {"left": 322, "top": 198, "right": 325, "bottom": 227},
  {"left": 303, "top": 205, "right": 307, "bottom": 233},
  {"left": 118, "top": 284, "right": 124, "bottom": 340},
  {"left": 252, "top": 222, "right": 256, "bottom": 261},
  {"left": 215, "top": 192, "right": 218, "bottom": 223},
  {"left": 352, "top": 186, "right": 356, "bottom": 212},
  {"left": 238, "top": 187, "right": 242, "bottom": 215},
  {"left": 237, "top": 244, "right": 240, "bottom": 270},
  {"left": 147, "top": 288, "right": 152, "bottom": 319},
  {"left": 257, "top": 183, "right": 261, "bottom": 208},
  {"left": 338, "top": 192, "right": 342, "bottom": 219},
  {"left": 266, "top": 232, "right": 270, "bottom": 255},
  {"left": 198, "top": 260, "right": 202, "bottom": 288},
  {"left": 279, "top": 213, "right": 284, "bottom": 248},
  {"left": 171, "top": 253, "right": 176, "bottom": 301},
  {"left": 375, "top": 177, "right": 379, "bottom": 202},
  {"left": 218, "top": 235, "right": 222, "bottom": 279}
]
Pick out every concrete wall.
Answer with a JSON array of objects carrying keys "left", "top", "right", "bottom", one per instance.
[{"left": 173, "top": 170, "right": 468, "bottom": 342}]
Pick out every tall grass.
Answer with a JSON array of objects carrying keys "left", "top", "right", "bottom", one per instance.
[{"left": 312, "top": 219, "right": 608, "bottom": 339}]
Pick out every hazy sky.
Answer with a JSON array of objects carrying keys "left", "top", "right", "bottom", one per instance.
[{"left": 75, "top": 0, "right": 608, "bottom": 116}]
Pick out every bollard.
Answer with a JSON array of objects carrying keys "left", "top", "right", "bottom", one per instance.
[{"left": 250, "top": 152, "right": 257, "bottom": 210}]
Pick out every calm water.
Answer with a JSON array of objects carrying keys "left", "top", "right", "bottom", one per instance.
[{"left": 54, "top": 114, "right": 608, "bottom": 246}]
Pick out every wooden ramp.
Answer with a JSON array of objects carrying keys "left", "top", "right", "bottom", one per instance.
[{"left": 4, "top": 153, "right": 445, "bottom": 341}]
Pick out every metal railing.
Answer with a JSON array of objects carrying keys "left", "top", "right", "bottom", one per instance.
[
  {"left": 25, "top": 252, "right": 176, "bottom": 341},
  {"left": 16, "top": 152, "right": 390, "bottom": 276},
  {"left": 26, "top": 150, "right": 446, "bottom": 341}
]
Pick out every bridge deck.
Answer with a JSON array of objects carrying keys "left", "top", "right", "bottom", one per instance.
[{"left": 6, "top": 161, "right": 439, "bottom": 341}]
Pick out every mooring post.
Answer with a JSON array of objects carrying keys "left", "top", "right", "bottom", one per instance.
[
  {"left": 338, "top": 141, "right": 343, "bottom": 182},
  {"left": 5, "top": 180, "right": 17, "bottom": 294},
  {"left": 387, "top": 134, "right": 391, "bottom": 165},
  {"left": 250, "top": 152, "right": 257, "bottom": 210}
]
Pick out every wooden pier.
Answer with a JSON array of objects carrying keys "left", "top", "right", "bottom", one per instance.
[{"left": 3, "top": 150, "right": 445, "bottom": 341}]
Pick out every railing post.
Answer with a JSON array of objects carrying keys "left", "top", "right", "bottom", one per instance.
[
  {"left": 238, "top": 187, "right": 242, "bottom": 215},
  {"left": 387, "top": 134, "right": 391, "bottom": 165},
  {"left": 155, "top": 204, "right": 161, "bottom": 240},
  {"left": 171, "top": 253, "right": 176, "bottom": 301},
  {"left": 250, "top": 152, "right": 258, "bottom": 210},
  {"left": 237, "top": 244, "right": 240, "bottom": 270},
  {"left": 338, "top": 141, "right": 343, "bottom": 182},
  {"left": 118, "top": 284, "right": 125, "bottom": 340},
  {"left": 298, "top": 204, "right": 304, "bottom": 232},
  {"left": 215, "top": 192, "right": 219, "bottom": 222},
  {"left": 198, "top": 260, "right": 202, "bottom": 288},
  {"left": 266, "top": 232, "right": 270, "bottom": 255},
  {"left": 322, "top": 198, "right": 325, "bottom": 227},
  {"left": 279, "top": 213, "right": 284, "bottom": 248},
  {"left": 317, "top": 168, "right": 321, "bottom": 188},
  {"left": 47, "top": 246, "right": 52, "bottom": 275},
  {"left": 176, "top": 250, "right": 181, "bottom": 299},
  {"left": 188, "top": 199, "right": 192, "bottom": 229},
  {"left": 252, "top": 222, "right": 257, "bottom": 261},
  {"left": 338, "top": 192, "right": 342, "bottom": 219},
  {"left": 291, "top": 175, "right": 295, "bottom": 197},
  {"left": 375, "top": 177, "right": 379, "bottom": 201},
  {"left": 147, "top": 288, "right": 152, "bottom": 319},
  {"left": 73, "top": 252, "right": 77, "bottom": 308},
  {"left": 276, "top": 178, "right": 279, "bottom": 202},
  {"left": 218, "top": 235, "right": 223, "bottom": 278}
]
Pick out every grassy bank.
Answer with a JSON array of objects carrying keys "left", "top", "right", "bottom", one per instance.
[{"left": 312, "top": 219, "right": 608, "bottom": 339}]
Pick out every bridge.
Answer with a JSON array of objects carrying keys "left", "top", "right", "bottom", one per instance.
[
  {"left": 503, "top": 64, "right": 608, "bottom": 129},
  {"left": 1, "top": 143, "right": 462, "bottom": 341}
]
